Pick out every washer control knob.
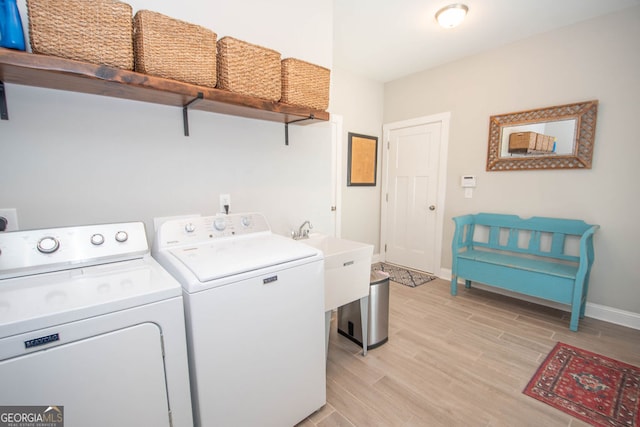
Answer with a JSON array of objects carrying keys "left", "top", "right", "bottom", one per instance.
[
  {"left": 213, "top": 217, "right": 227, "bottom": 231},
  {"left": 91, "top": 234, "right": 105, "bottom": 245},
  {"left": 115, "top": 231, "right": 128, "bottom": 243},
  {"left": 38, "top": 236, "right": 60, "bottom": 254},
  {"left": 185, "top": 223, "right": 196, "bottom": 233},
  {"left": 241, "top": 216, "right": 251, "bottom": 227}
]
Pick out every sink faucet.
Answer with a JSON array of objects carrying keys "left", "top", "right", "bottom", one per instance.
[{"left": 293, "top": 220, "right": 313, "bottom": 240}]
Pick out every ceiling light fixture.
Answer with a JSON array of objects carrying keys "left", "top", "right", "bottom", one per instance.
[{"left": 435, "top": 4, "right": 468, "bottom": 29}]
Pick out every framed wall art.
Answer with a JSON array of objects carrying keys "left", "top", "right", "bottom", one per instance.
[{"left": 347, "top": 132, "right": 378, "bottom": 186}]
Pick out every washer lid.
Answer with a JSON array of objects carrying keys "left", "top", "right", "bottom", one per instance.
[{"left": 168, "top": 234, "right": 320, "bottom": 283}]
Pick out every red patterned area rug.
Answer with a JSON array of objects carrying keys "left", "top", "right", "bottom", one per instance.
[{"left": 524, "top": 342, "right": 640, "bottom": 426}]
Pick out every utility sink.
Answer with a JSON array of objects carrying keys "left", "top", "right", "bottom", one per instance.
[
  {"left": 301, "top": 233, "right": 374, "bottom": 355},
  {"left": 301, "top": 234, "right": 374, "bottom": 311}
]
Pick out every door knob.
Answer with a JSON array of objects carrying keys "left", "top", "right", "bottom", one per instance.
[{"left": 429, "top": 205, "right": 436, "bottom": 211}]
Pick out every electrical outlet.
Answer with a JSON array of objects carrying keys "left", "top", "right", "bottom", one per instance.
[
  {"left": 219, "top": 194, "right": 231, "bottom": 214},
  {"left": 0, "top": 208, "right": 19, "bottom": 232}
]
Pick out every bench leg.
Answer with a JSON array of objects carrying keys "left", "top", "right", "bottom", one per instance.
[
  {"left": 451, "top": 277, "right": 472, "bottom": 295},
  {"left": 580, "top": 290, "right": 588, "bottom": 319},
  {"left": 569, "top": 310, "right": 579, "bottom": 332},
  {"left": 570, "top": 281, "right": 587, "bottom": 331},
  {"left": 570, "top": 294, "right": 581, "bottom": 331}
]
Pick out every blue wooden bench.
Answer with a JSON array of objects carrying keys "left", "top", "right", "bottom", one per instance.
[{"left": 451, "top": 213, "right": 599, "bottom": 331}]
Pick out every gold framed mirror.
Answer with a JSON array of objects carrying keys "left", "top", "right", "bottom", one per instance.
[{"left": 486, "top": 100, "right": 598, "bottom": 171}]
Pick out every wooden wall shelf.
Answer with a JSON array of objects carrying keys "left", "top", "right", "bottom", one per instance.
[{"left": 0, "top": 48, "right": 329, "bottom": 138}]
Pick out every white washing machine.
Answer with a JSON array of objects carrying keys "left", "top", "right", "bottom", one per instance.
[
  {"left": 152, "top": 213, "right": 326, "bottom": 427},
  {"left": 0, "top": 222, "right": 193, "bottom": 427}
]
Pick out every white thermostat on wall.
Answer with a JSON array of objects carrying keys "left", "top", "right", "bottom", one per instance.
[{"left": 461, "top": 175, "right": 477, "bottom": 188}]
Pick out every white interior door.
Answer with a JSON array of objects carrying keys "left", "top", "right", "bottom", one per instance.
[{"left": 382, "top": 114, "right": 450, "bottom": 274}]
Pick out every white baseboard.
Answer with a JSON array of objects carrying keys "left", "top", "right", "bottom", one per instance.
[
  {"left": 439, "top": 268, "right": 640, "bottom": 331},
  {"left": 584, "top": 303, "right": 640, "bottom": 330}
]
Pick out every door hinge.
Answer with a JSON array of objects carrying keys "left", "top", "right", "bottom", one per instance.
[
  {"left": 387, "top": 141, "right": 390, "bottom": 149},
  {"left": 386, "top": 193, "right": 388, "bottom": 202},
  {"left": 384, "top": 244, "right": 387, "bottom": 252}
]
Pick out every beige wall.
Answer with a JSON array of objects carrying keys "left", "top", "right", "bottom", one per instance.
[
  {"left": 384, "top": 7, "right": 640, "bottom": 313},
  {"left": 329, "top": 66, "right": 384, "bottom": 250}
]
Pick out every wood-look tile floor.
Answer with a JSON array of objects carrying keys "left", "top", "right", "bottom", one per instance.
[{"left": 298, "top": 278, "right": 640, "bottom": 427}]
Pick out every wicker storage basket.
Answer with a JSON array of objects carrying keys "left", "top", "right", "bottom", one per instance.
[
  {"left": 509, "top": 131, "right": 555, "bottom": 153},
  {"left": 508, "top": 132, "right": 537, "bottom": 153},
  {"left": 281, "top": 58, "right": 330, "bottom": 110},
  {"left": 26, "top": 0, "right": 134, "bottom": 70},
  {"left": 133, "top": 11, "right": 217, "bottom": 87},
  {"left": 535, "top": 133, "right": 554, "bottom": 152},
  {"left": 216, "top": 37, "right": 281, "bottom": 101}
]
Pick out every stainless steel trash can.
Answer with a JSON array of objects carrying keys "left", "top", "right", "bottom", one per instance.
[{"left": 337, "top": 270, "right": 389, "bottom": 350}]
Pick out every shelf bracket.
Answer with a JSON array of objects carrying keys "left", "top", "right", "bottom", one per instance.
[
  {"left": 0, "top": 81, "right": 8, "bottom": 120},
  {"left": 284, "top": 114, "right": 315, "bottom": 146},
  {"left": 182, "top": 92, "right": 204, "bottom": 136}
]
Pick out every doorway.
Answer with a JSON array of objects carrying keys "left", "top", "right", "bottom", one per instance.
[{"left": 380, "top": 113, "right": 450, "bottom": 276}]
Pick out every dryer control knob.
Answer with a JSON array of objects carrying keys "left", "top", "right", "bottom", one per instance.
[
  {"left": 115, "top": 231, "right": 128, "bottom": 242},
  {"left": 241, "top": 216, "right": 251, "bottom": 227},
  {"left": 38, "top": 236, "right": 60, "bottom": 254},
  {"left": 213, "top": 217, "right": 227, "bottom": 231},
  {"left": 185, "top": 223, "right": 196, "bottom": 233}
]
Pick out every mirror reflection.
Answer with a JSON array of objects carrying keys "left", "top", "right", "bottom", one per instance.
[{"left": 500, "top": 119, "right": 577, "bottom": 158}]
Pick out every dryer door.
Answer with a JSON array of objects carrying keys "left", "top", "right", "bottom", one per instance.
[{"left": 0, "top": 323, "right": 171, "bottom": 427}]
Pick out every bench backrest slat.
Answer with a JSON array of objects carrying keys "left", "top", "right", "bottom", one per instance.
[
  {"left": 551, "top": 232, "right": 566, "bottom": 256},
  {"left": 528, "top": 230, "right": 541, "bottom": 253},
  {"left": 507, "top": 228, "right": 519, "bottom": 248},
  {"left": 488, "top": 226, "right": 500, "bottom": 247}
]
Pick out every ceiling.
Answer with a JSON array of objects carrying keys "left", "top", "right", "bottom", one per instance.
[{"left": 333, "top": 0, "right": 640, "bottom": 82}]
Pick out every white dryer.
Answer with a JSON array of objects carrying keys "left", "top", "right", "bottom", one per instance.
[
  {"left": 0, "top": 222, "right": 193, "bottom": 427},
  {"left": 152, "top": 213, "right": 326, "bottom": 427}
]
